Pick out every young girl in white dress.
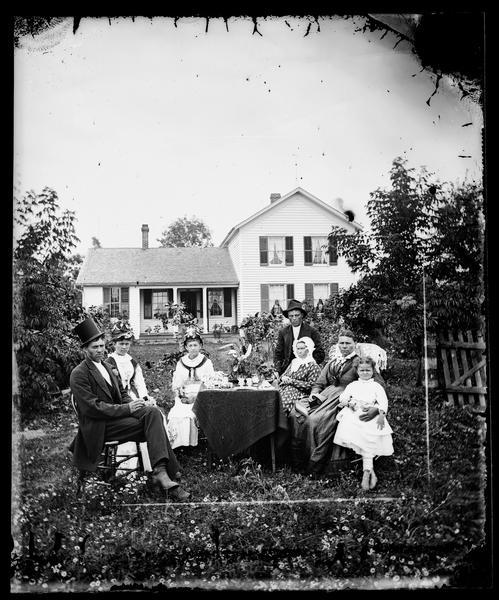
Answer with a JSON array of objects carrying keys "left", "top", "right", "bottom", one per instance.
[
  {"left": 333, "top": 356, "right": 394, "bottom": 491},
  {"left": 169, "top": 330, "right": 215, "bottom": 449}
]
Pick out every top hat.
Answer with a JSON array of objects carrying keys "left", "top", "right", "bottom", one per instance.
[
  {"left": 282, "top": 299, "right": 308, "bottom": 318},
  {"left": 73, "top": 318, "right": 104, "bottom": 347}
]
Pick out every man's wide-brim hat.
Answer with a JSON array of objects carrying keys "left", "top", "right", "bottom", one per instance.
[
  {"left": 73, "top": 318, "right": 104, "bottom": 347},
  {"left": 282, "top": 299, "right": 308, "bottom": 318}
]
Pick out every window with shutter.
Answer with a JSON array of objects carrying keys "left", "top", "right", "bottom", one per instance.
[
  {"left": 259, "top": 237, "right": 268, "bottom": 266},
  {"left": 330, "top": 283, "right": 339, "bottom": 296},
  {"left": 286, "top": 284, "right": 294, "bottom": 301},
  {"left": 328, "top": 240, "right": 338, "bottom": 265},
  {"left": 260, "top": 284, "right": 269, "bottom": 313},
  {"left": 309, "top": 283, "right": 329, "bottom": 308},
  {"left": 304, "top": 236, "right": 312, "bottom": 265},
  {"left": 120, "top": 287, "right": 129, "bottom": 317},
  {"left": 223, "top": 289, "right": 232, "bottom": 317},
  {"left": 143, "top": 290, "right": 152, "bottom": 319},
  {"left": 260, "top": 236, "right": 292, "bottom": 266},
  {"left": 103, "top": 287, "right": 129, "bottom": 318},
  {"left": 305, "top": 283, "right": 314, "bottom": 305},
  {"left": 285, "top": 236, "right": 294, "bottom": 265}
]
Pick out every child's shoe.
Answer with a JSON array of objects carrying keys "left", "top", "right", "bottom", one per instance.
[{"left": 369, "top": 470, "right": 378, "bottom": 490}]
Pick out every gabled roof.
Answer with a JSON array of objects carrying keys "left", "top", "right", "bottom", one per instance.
[
  {"left": 76, "top": 247, "right": 239, "bottom": 287},
  {"left": 220, "top": 187, "right": 362, "bottom": 247}
]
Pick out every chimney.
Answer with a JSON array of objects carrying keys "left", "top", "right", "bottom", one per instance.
[
  {"left": 270, "top": 193, "right": 281, "bottom": 204},
  {"left": 141, "top": 224, "right": 149, "bottom": 249}
]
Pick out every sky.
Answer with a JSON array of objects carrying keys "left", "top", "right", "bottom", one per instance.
[{"left": 13, "top": 15, "right": 483, "bottom": 256}]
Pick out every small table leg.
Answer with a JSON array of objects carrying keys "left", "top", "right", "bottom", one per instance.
[{"left": 270, "top": 433, "right": 276, "bottom": 473}]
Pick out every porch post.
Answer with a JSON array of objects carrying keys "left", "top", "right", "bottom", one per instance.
[
  {"left": 172, "top": 286, "right": 178, "bottom": 304},
  {"left": 129, "top": 287, "right": 141, "bottom": 339},
  {"left": 202, "top": 287, "right": 208, "bottom": 333}
]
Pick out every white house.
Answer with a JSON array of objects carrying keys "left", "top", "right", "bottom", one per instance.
[
  {"left": 76, "top": 187, "right": 361, "bottom": 336},
  {"left": 220, "top": 187, "right": 361, "bottom": 319}
]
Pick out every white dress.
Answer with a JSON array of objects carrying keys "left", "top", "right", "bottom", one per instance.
[
  {"left": 170, "top": 353, "right": 215, "bottom": 448},
  {"left": 333, "top": 379, "right": 394, "bottom": 458}
]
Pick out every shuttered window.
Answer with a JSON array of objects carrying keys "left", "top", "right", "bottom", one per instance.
[
  {"left": 328, "top": 240, "right": 338, "bottom": 265},
  {"left": 143, "top": 289, "right": 173, "bottom": 319},
  {"left": 259, "top": 237, "right": 268, "bottom": 266},
  {"left": 305, "top": 283, "right": 331, "bottom": 308},
  {"left": 103, "top": 287, "right": 129, "bottom": 318},
  {"left": 260, "top": 236, "right": 293, "bottom": 266},
  {"left": 304, "top": 236, "right": 338, "bottom": 265},
  {"left": 261, "top": 283, "right": 294, "bottom": 313},
  {"left": 143, "top": 290, "right": 152, "bottom": 319},
  {"left": 223, "top": 289, "right": 232, "bottom": 317},
  {"left": 304, "top": 236, "right": 313, "bottom": 265},
  {"left": 285, "top": 236, "right": 294, "bottom": 265}
]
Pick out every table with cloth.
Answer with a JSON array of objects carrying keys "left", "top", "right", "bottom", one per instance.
[{"left": 192, "top": 385, "right": 289, "bottom": 471}]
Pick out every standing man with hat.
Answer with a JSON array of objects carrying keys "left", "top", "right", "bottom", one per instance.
[
  {"left": 69, "top": 317, "right": 189, "bottom": 501},
  {"left": 274, "top": 299, "right": 325, "bottom": 376}
]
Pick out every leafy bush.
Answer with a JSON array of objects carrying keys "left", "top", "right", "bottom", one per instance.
[{"left": 13, "top": 188, "right": 85, "bottom": 422}]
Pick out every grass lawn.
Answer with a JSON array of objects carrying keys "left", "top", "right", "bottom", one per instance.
[{"left": 11, "top": 343, "right": 490, "bottom": 592}]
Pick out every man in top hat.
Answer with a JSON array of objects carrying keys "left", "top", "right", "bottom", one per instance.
[
  {"left": 69, "top": 317, "right": 189, "bottom": 501},
  {"left": 274, "top": 299, "right": 325, "bottom": 376}
]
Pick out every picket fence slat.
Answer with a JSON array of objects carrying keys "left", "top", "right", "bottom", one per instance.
[
  {"left": 474, "top": 331, "right": 486, "bottom": 407},
  {"left": 437, "top": 330, "right": 487, "bottom": 409}
]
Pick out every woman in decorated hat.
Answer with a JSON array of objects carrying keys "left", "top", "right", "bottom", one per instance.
[
  {"left": 169, "top": 327, "right": 215, "bottom": 449},
  {"left": 106, "top": 328, "right": 150, "bottom": 401}
]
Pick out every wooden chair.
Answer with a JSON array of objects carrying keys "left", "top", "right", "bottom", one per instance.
[{"left": 70, "top": 394, "right": 151, "bottom": 489}]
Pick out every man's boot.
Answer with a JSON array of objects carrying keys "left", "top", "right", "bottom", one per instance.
[{"left": 152, "top": 461, "right": 190, "bottom": 501}]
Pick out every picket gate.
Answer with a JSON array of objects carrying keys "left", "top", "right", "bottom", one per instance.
[{"left": 437, "top": 330, "right": 487, "bottom": 409}]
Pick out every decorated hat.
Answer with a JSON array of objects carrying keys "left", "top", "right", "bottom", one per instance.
[
  {"left": 73, "top": 318, "right": 104, "bottom": 347},
  {"left": 183, "top": 325, "right": 203, "bottom": 346},
  {"left": 282, "top": 299, "right": 308, "bottom": 318},
  {"left": 110, "top": 319, "right": 134, "bottom": 342}
]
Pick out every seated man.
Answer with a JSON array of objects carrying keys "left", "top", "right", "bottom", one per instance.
[{"left": 69, "top": 317, "right": 189, "bottom": 501}]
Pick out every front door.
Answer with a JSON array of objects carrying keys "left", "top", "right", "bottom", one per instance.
[{"left": 179, "top": 290, "right": 200, "bottom": 320}]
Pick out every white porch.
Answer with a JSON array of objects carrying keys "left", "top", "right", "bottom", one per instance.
[{"left": 134, "top": 286, "right": 238, "bottom": 336}]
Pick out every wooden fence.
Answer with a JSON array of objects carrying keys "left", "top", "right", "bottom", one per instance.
[{"left": 436, "top": 330, "right": 487, "bottom": 409}]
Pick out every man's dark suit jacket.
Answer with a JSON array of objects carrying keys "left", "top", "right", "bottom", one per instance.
[
  {"left": 69, "top": 357, "right": 132, "bottom": 471},
  {"left": 274, "top": 322, "right": 325, "bottom": 375}
]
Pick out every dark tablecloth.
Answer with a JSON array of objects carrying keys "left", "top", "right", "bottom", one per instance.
[{"left": 192, "top": 387, "right": 289, "bottom": 458}]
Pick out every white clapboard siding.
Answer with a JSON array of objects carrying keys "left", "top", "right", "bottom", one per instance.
[
  {"left": 227, "top": 229, "right": 241, "bottom": 279},
  {"left": 82, "top": 286, "right": 103, "bottom": 309},
  {"left": 226, "top": 191, "right": 359, "bottom": 320}
]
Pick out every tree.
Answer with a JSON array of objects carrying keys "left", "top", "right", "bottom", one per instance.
[
  {"left": 157, "top": 216, "right": 213, "bottom": 248},
  {"left": 327, "top": 158, "right": 484, "bottom": 364},
  {"left": 13, "top": 187, "right": 85, "bottom": 421}
]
